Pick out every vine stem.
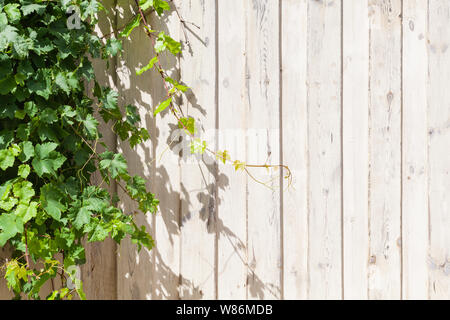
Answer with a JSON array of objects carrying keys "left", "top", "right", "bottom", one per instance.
[
  {"left": 133, "top": 0, "right": 173, "bottom": 101},
  {"left": 132, "top": 2, "right": 292, "bottom": 189},
  {"left": 69, "top": 124, "right": 139, "bottom": 203},
  {"left": 168, "top": 0, "right": 200, "bottom": 48},
  {"left": 24, "top": 224, "right": 30, "bottom": 269}
]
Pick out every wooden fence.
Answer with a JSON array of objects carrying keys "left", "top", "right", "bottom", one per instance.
[{"left": 1, "top": 0, "right": 450, "bottom": 300}]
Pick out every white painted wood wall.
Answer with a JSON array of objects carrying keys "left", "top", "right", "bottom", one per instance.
[{"left": 1, "top": 0, "right": 450, "bottom": 300}]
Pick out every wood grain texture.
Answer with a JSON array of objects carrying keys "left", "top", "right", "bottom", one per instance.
[
  {"left": 5, "top": 0, "right": 450, "bottom": 301},
  {"left": 116, "top": 0, "right": 157, "bottom": 299},
  {"left": 307, "top": 0, "right": 342, "bottom": 300},
  {"left": 368, "top": 0, "right": 402, "bottom": 300},
  {"left": 217, "top": 0, "right": 248, "bottom": 300},
  {"left": 342, "top": 0, "right": 370, "bottom": 300},
  {"left": 0, "top": 246, "right": 13, "bottom": 299},
  {"left": 402, "top": 0, "right": 429, "bottom": 300},
  {"left": 178, "top": 0, "right": 217, "bottom": 300},
  {"left": 245, "top": 0, "right": 281, "bottom": 300},
  {"left": 427, "top": 0, "right": 450, "bottom": 300},
  {"left": 281, "top": 0, "right": 309, "bottom": 300},
  {"left": 150, "top": 1, "right": 181, "bottom": 300},
  {"left": 82, "top": 0, "right": 118, "bottom": 300}
]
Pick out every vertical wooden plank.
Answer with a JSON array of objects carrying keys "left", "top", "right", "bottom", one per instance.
[
  {"left": 216, "top": 0, "right": 247, "bottom": 300},
  {"left": 116, "top": 0, "right": 157, "bottom": 299},
  {"left": 281, "top": 0, "right": 309, "bottom": 300},
  {"left": 245, "top": 0, "right": 281, "bottom": 300},
  {"left": 368, "top": 0, "right": 402, "bottom": 300},
  {"left": 342, "top": 0, "right": 370, "bottom": 300},
  {"left": 307, "top": 0, "right": 342, "bottom": 299},
  {"left": 428, "top": 0, "right": 450, "bottom": 300},
  {"left": 178, "top": 0, "right": 217, "bottom": 300},
  {"left": 402, "top": 0, "right": 429, "bottom": 300},
  {"left": 151, "top": 1, "right": 181, "bottom": 300},
  {"left": 81, "top": 0, "right": 118, "bottom": 300},
  {"left": 0, "top": 246, "right": 13, "bottom": 299}
]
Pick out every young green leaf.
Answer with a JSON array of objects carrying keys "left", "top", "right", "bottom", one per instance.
[
  {"left": 153, "top": 97, "right": 172, "bottom": 116},
  {"left": 119, "top": 15, "right": 141, "bottom": 38},
  {"left": 136, "top": 56, "right": 158, "bottom": 75}
]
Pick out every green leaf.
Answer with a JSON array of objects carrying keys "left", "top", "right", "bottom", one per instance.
[
  {"left": 136, "top": 57, "right": 158, "bottom": 75},
  {"left": 32, "top": 143, "right": 66, "bottom": 177},
  {"left": 139, "top": 0, "right": 153, "bottom": 11},
  {"left": 55, "top": 72, "right": 70, "bottom": 95},
  {"left": 233, "top": 160, "right": 246, "bottom": 171},
  {"left": 24, "top": 101, "right": 37, "bottom": 117},
  {"left": 166, "top": 77, "right": 189, "bottom": 92},
  {"left": 15, "top": 73, "right": 27, "bottom": 86},
  {"left": 18, "top": 164, "right": 30, "bottom": 179},
  {"left": 40, "top": 108, "right": 58, "bottom": 124},
  {"left": 0, "top": 180, "right": 17, "bottom": 211},
  {"left": 101, "top": 88, "right": 119, "bottom": 110},
  {"left": 126, "top": 176, "right": 147, "bottom": 199},
  {"left": 55, "top": 72, "right": 78, "bottom": 95},
  {"left": 14, "top": 109, "right": 26, "bottom": 120},
  {"left": 99, "top": 152, "right": 128, "bottom": 179},
  {"left": 0, "top": 53, "right": 12, "bottom": 80},
  {"left": 21, "top": 3, "right": 46, "bottom": 16},
  {"left": 216, "top": 150, "right": 231, "bottom": 164},
  {"left": 34, "top": 142, "right": 57, "bottom": 159},
  {"left": 190, "top": 138, "right": 207, "bottom": 154},
  {"left": 0, "top": 213, "right": 24, "bottom": 246},
  {"left": 131, "top": 225, "right": 154, "bottom": 252},
  {"left": 0, "top": 130, "right": 13, "bottom": 149},
  {"left": 40, "top": 184, "right": 66, "bottom": 221},
  {"left": 155, "top": 32, "right": 181, "bottom": 55},
  {"left": 0, "top": 76, "right": 17, "bottom": 95},
  {"left": 0, "top": 148, "right": 15, "bottom": 170},
  {"left": 28, "top": 69, "right": 52, "bottom": 100},
  {"left": 13, "top": 35, "right": 34, "bottom": 59},
  {"left": 119, "top": 15, "right": 141, "bottom": 38},
  {"left": 22, "top": 201, "right": 38, "bottom": 223},
  {"left": 0, "top": 25, "right": 18, "bottom": 51},
  {"left": 153, "top": 97, "right": 172, "bottom": 116},
  {"left": 104, "top": 38, "right": 122, "bottom": 57},
  {"left": 4, "top": 4, "right": 21, "bottom": 24},
  {"left": 16, "top": 124, "right": 30, "bottom": 140},
  {"left": 140, "top": 0, "right": 171, "bottom": 16},
  {"left": 129, "top": 128, "right": 150, "bottom": 148},
  {"left": 0, "top": 197, "right": 17, "bottom": 211},
  {"left": 0, "top": 13, "right": 7, "bottom": 30},
  {"left": 73, "top": 207, "right": 92, "bottom": 230},
  {"left": 88, "top": 223, "right": 109, "bottom": 242},
  {"left": 19, "top": 141, "right": 34, "bottom": 162},
  {"left": 13, "top": 181, "right": 35, "bottom": 204},
  {"left": 82, "top": 114, "right": 99, "bottom": 139},
  {"left": 80, "top": 0, "right": 104, "bottom": 20},
  {"left": 0, "top": 181, "right": 12, "bottom": 200},
  {"left": 125, "top": 105, "right": 140, "bottom": 124},
  {"left": 178, "top": 117, "right": 196, "bottom": 135}
]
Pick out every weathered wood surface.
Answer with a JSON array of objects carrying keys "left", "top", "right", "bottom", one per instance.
[
  {"left": 428, "top": 0, "right": 450, "bottom": 300},
  {"left": 2, "top": 0, "right": 450, "bottom": 300},
  {"left": 402, "top": 0, "right": 429, "bottom": 300},
  {"left": 217, "top": 0, "right": 248, "bottom": 300},
  {"left": 342, "top": 0, "right": 369, "bottom": 300},
  {"left": 281, "top": 0, "right": 309, "bottom": 300},
  {"left": 307, "top": 0, "right": 342, "bottom": 300},
  {"left": 82, "top": 0, "right": 118, "bottom": 300},
  {"left": 178, "top": 0, "right": 217, "bottom": 300},
  {"left": 367, "top": 0, "right": 402, "bottom": 300}
]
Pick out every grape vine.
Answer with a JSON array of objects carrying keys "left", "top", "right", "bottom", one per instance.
[{"left": 0, "top": 0, "right": 291, "bottom": 300}]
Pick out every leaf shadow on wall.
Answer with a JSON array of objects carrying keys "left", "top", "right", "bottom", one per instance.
[{"left": 91, "top": 4, "right": 279, "bottom": 300}]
